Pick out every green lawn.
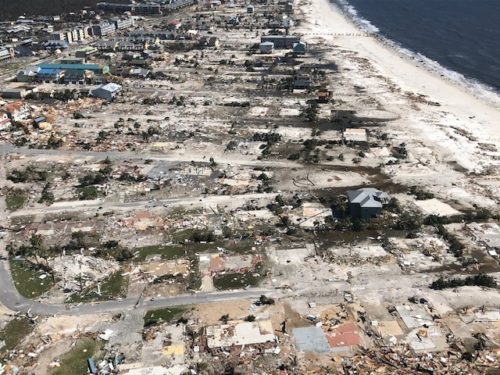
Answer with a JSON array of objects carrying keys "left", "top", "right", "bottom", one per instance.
[
  {"left": 134, "top": 244, "right": 186, "bottom": 262},
  {"left": 5, "top": 189, "right": 27, "bottom": 211},
  {"left": 143, "top": 306, "right": 187, "bottom": 327},
  {"left": 9, "top": 258, "right": 55, "bottom": 298},
  {"left": 50, "top": 337, "right": 102, "bottom": 375},
  {"left": 213, "top": 271, "right": 263, "bottom": 290},
  {"left": 66, "top": 272, "right": 128, "bottom": 303},
  {"left": 0, "top": 318, "right": 33, "bottom": 354},
  {"left": 76, "top": 186, "right": 99, "bottom": 200}
]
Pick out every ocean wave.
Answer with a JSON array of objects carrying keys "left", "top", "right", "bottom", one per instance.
[
  {"left": 335, "top": 0, "right": 379, "bottom": 34},
  {"left": 331, "top": 0, "right": 500, "bottom": 107}
]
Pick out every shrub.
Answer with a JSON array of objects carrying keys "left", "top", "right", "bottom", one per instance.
[
  {"left": 244, "top": 315, "right": 256, "bottom": 322},
  {"left": 430, "top": 274, "right": 496, "bottom": 290}
]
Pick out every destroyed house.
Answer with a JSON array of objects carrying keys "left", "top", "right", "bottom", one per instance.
[
  {"left": 0, "top": 111, "right": 11, "bottom": 129},
  {"left": 5, "top": 101, "right": 30, "bottom": 121},
  {"left": 198, "top": 36, "right": 219, "bottom": 48},
  {"left": 317, "top": 89, "right": 332, "bottom": 103},
  {"left": 347, "top": 188, "right": 389, "bottom": 220},
  {"left": 205, "top": 320, "right": 276, "bottom": 352}
]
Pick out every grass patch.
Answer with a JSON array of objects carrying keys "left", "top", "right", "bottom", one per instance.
[
  {"left": 66, "top": 272, "right": 128, "bottom": 303},
  {"left": 76, "top": 186, "right": 99, "bottom": 200},
  {"left": 50, "top": 337, "right": 102, "bottom": 375},
  {"left": 220, "top": 239, "right": 255, "bottom": 254},
  {"left": 5, "top": 189, "right": 27, "bottom": 211},
  {"left": 171, "top": 228, "right": 197, "bottom": 243},
  {"left": 213, "top": 271, "right": 263, "bottom": 290},
  {"left": 143, "top": 306, "right": 187, "bottom": 327},
  {"left": 0, "top": 318, "right": 33, "bottom": 354},
  {"left": 134, "top": 244, "right": 186, "bottom": 262},
  {"left": 169, "top": 207, "right": 203, "bottom": 219},
  {"left": 10, "top": 258, "right": 55, "bottom": 298}
]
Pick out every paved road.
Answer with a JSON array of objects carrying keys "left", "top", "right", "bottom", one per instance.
[
  {"left": 0, "top": 260, "right": 273, "bottom": 316},
  {"left": 9, "top": 192, "right": 278, "bottom": 218},
  {"left": 0, "top": 143, "right": 299, "bottom": 169}
]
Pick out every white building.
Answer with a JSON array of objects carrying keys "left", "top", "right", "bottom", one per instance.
[{"left": 91, "top": 83, "right": 122, "bottom": 101}]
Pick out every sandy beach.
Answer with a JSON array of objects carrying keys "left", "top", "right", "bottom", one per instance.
[{"left": 297, "top": 0, "right": 499, "bottom": 206}]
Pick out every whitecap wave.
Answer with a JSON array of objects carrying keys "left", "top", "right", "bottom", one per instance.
[
  {"left": 332, "top": 0, "right": 500, "bottom": 107},
  {"left": 335, "top": 0, "right": 379, "bottom": 34}
]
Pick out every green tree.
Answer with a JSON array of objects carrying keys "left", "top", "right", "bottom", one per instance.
[{"left": 39, "top": 182, "right": 55, "bottom": 205}]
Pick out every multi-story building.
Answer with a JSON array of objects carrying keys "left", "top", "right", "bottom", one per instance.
[
  {"left": 114, "top": 17, "right": 134, "bottom": 30},
  {"left": 50, "top": 31, "right": 66, "bottom": 41},
  {"left": 0, "top": 47, "right": 14, "bottom": 61},
  {"left": 36, "top": 68, "right": 65, "bottom": 83},
  {"left": 92, "top": 22, "right": 116, "bottom": 37}
]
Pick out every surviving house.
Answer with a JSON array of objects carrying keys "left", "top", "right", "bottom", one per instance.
[
  {"left": 261, "top": 35, "right": 300, "bottom": 49},
  {"left": 64, "top": 70, "right": 94, "bottom": 84},
  {"left": 16, "top": 66, "right": 40, "bottom": 82},
  {"left": 347, "top": 188, "right": 389, "bottom": 220},
  {"left": 128, "top": 68, "right": 150, "bottom": 79},
  {"left": 36, "top": 68, "right": 65, "bottom": 83},
  {"left": 38, "top": 63, "right": 109, "bottom": 76},
  {"left": 293, "top": 41, "right": 307, "bottom": 55},
  {"left": 259, "top": 41, "right": 274, "bottom": 54},
  {"left": 75, "top": 46, "right": 98, "bottom": 59},
  {"left": 90, "top": 83, "right": 122, "bottom": 101},
  {"left": 293, "top": 76, "right": 312, "bottom": 90},
  {"left": 44, "top": 40, "right": 69, "bottom": 50}
]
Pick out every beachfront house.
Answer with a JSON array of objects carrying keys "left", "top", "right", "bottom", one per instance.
[
  {"left": 347, "top": 188, "right": 389, "bottom": 220},
  {"left": 293, "top": 41, "right": 307, "bottom": 55},
  {"left": 261, "top": 35, "right": 300, "bottom": 49}
]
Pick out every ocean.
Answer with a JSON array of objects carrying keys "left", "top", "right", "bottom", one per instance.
[{"left": 335, "top": 0, "right": 500, "bottom": 94}]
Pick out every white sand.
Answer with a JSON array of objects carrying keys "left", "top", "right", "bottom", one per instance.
[
  {"left": 299, "top": 0, "right": 500, "bottom": 143},
  {"left": 296, "top": 0, "right": 500, "bottom": 207}
]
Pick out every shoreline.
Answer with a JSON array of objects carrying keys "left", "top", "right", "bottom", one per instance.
[
  {"left": 331, "top": 0, "right": 500, "bottom": 109},
  {"left": 297, "top": 0, "right": 500, "bottom": 144}
]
